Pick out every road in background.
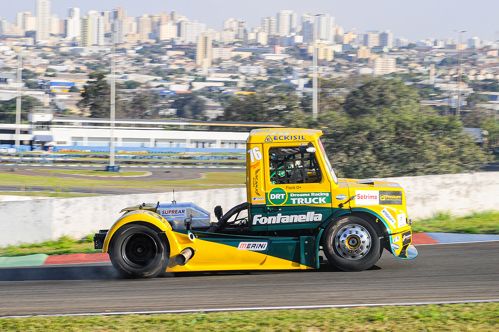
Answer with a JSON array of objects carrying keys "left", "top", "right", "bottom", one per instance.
[{"left": 0, "top": 242, "right": 498, "bottom": 317}]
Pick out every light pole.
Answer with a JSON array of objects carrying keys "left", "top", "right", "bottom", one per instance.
[
  {"left": 107, "top": 30, "right": 118, "bottom": 172},
  {"left": 455, "top": 30, "right": 466, "bottom": 117},
  {"left": 312, "top": 15, "right": 319, "bottom": 121},
  {"left": 15, "top": 52, "right": 23, "bottom": 150}
]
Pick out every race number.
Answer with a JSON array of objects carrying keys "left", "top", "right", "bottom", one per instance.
[{"left": 248, "top": 147, "right": 262, "bottom": 163}]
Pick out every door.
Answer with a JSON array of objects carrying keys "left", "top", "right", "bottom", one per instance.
[{"left": 252, "top": 143, "right": 334, "bottom": 231}]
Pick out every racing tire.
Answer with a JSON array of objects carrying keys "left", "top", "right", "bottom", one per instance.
[
  {"left": 109, "top": 224, "right": 169, "bottom": 278},
  {"left": 323, "top": 216, "right": 381, "bottom": 272}
]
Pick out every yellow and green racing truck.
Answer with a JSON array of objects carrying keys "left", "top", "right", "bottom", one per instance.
[{"left": 94, "top": 128, "right": 417, "bottom": 277}]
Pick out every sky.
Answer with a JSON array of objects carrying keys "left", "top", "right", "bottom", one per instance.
[{"left": 1, "top": 0, "right": 498, "bottom": 41}]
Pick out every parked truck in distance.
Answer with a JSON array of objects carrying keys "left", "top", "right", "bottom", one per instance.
[{"left": 95, "top": 128, "right": 417, "bottom": 278}]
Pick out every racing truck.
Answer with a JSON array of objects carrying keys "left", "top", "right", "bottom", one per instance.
[{"left": 94, "top": 128, "right": 417, "bottom": 278}]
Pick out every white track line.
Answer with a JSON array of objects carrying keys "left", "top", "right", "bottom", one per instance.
[
  {"left": 416, "top": 239, "right": 499, "bottom": 246},
  {"left": 2, "top": 299, "right": 498, "bottom": 319}
]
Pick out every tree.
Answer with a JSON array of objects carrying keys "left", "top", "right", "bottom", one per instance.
[
  {"left": 319, "top": 79, "right": 488, "bottom": 178},
  {"left": 172, "top": 94, "right": 206, "bottom": 120},
  {"left": 272, "top": 78, "right": 489, "bottom": 178},
  {"left": 124, "top": 92, "right": 160, "bottom": 119},
  {"left": 0, "top": 96, "right": 43, "bottom": 123},
  {"left": 220, "top": 93, "right": 301, "bottom": 122},
  {"left": 78, "top": 72, "right": 113, "bottom": 118},
  {"left": 123, "top": 80, "right": 141, "bottom": 89}
]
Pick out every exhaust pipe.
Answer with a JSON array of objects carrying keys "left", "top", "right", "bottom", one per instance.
[{"left": 175, "top": 248, "right": 194, "bottom": 266}]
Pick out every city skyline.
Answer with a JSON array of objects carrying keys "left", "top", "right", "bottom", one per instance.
[{"left": 0, "top": 0, "right": 497, "bottom": 41}]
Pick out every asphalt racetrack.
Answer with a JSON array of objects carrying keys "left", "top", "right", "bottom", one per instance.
[{"left": 0, "top": 242, "right": 498, "bottom": 317}]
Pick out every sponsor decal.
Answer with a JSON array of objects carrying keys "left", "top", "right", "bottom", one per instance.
[
  {"left": 267, "top": 188, "right": 331, "bottom": 206},
  {"left": 391, "top": 243, "right": 400, "bottom": 251},
  {"left": 253, "top": 168, "right": 262, "bottom": 197},
  {"left": 253, "top": 212, "right": 323, "bottom": 225},
  {"left": 397, "top": 213, "right": 407, "bottom": 227},
  {"left": 379, "top": 191, "right": 403, "bottom": 205},
  {"left": 392, "top": 235, "right": 400, "bottom": 243},
  {"left": 158, "top": 208, "right": 186, "bottom": 217},
  {"left": 381, "top": 208, "right": 397, "bottom": 226},
  {"left": 355, "top": 190, "right": 379, "bottom": 206},
  {"left": 265, "top": 134, "right": 306, "bottom": 142},
  {"left": 252, "top": 196, "right": 265, "bottom": 204},
  {"left": 267, "top": 188, "right": 288, "bottom": 205},
  {"left": 238, "top": 242, "right": 268, "bottom": 251},
  {"left": 355, "top": 190, "right": 403, "bottom": 206}
]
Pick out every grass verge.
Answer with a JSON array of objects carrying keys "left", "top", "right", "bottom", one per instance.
[
  {"left": 0, "top": 303, "right": 498, "bottom": 331},
  {"left": 0, "top": 191, "right": 97, "bottom": 198},
  {"left": 412, "top": 211, "right": 499, "bottom": 234},
  {"left": 31, "top": 169, "right": 150, "bottom": 177},
  {"left": 0, "top": 236, "right": 96, "bottom": 257},
  {"left": 0, "top": 171, "right": 245, "bottom": 192}
]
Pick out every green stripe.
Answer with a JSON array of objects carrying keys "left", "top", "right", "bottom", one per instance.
[{"left": 0, "top": 254, "right": 48, "bottom": 268}]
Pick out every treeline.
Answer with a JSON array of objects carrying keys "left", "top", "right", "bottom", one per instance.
[{"left": 77, "top": 73, "right": 495, "bottom": 178}]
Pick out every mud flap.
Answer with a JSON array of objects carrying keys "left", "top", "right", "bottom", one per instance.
[{"left": 299, "top": 236, "right": 316, "bottom": 267}]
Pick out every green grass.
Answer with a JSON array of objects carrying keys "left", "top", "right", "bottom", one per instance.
[
  {"left": 0, "top": 303, "right": 498, "bottom": 331},
  {"left": 0, "top": 171, "right": 245, "bottom": 191},
  {"left": 32, "top": 169, "right": 150, "bottom": 177},
  {"left": 0, "top": 191, "right": 97, "bottom": 198},
  {"left": 413, "top": 211, "right": 499, "bottom": 234},
  {"left": 0, "top": 236, "right": 97, "bottom": 257}
]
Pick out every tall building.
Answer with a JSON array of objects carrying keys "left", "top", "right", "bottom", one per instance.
[
  {"left": 468, "top": 37, "right": 481, "bottom": 49},
  {"left": 50, "top": 15, "right": 62, "bottom": 35},
  {"left": 178, "top": 20, "right": 206, "bottom": 44},
  {"left": 315, "top": 14, "right": 334, "bottom": 42},
  {"left": 196, "top": 32, "right": 213, "bottom": 70},
  {"left": 301, "top": 14, "right": 314, "bottom": 43},
  {"left": 65, "top": 8, "right": 81, "bottom": 40},
  {"left": 373, "top": 57, "right": 396, "bottom": 75},
  {"left": 261, "top": 16, "right": 276, "bottom": 36},
  {"left": 138, "top": 14, "right": 152, "bottom": 41},
  {"left": 363, "top": 31, "right": 380, "bottom": 48},
  {"left": 111, "top": 8, "right": 125, "bottom": 44},
  {"left": 380, "top": 30, "right": 394, "bottom": 49},
  {"left": 36, "top": 0, "right": 51, "bottom": 42},
  {"left": 81, "top": 11, "right": 105, "bottom": 47},
  {"left": 158, "top": 22, "right": 177, "bottom": 41},
  {"left": 276, "top": 10, "right": 294, "bottom": 37},
  {"left": 16, "top": 12, "right": 37, "bottom": 32}
]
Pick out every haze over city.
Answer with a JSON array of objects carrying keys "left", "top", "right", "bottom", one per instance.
[{"left": 0, "top": 0, "right": 498, "bottom": 40}]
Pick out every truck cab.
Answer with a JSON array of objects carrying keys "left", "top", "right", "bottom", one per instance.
[{"left": 96, "top": 128, "right": 417, "bottom": 278}]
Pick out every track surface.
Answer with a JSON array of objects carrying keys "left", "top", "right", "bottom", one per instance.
[{"left": 0, "top": 242, "right": 498, "bottom": 316}]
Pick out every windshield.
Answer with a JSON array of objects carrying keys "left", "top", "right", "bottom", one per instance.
[{"left": 318, "top": 139, "right": 338, "bottom": 184}]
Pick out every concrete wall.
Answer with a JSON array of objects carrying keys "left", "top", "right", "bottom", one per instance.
[{"left": 0, "top": 172, "right": 498, "bottom": 247}]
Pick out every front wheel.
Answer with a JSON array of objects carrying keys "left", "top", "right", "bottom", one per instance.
[
  {"left": 109, "top": 224, "right": 169, "bottom": 278},
  {"left": 323, "top": 216, "right": 381, "bottom": 271}
]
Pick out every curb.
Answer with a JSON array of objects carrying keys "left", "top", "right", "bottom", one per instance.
[
  {"left": 0, "top": 254, "right": 49, "bottom": 268},
  {"left": 2, "top": 233, "right": 499, "bottom": 268}
]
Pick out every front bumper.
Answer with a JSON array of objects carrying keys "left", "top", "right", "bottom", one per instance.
[
  {"left": 389, "top": 230, "right": 418, "bottom": 260},
  {"left": 94, "top": 230, "right": 108, "bottom": 250}
]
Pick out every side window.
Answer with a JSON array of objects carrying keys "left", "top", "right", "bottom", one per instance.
[{"left": 269, "top": 146, "right": 322, "bottom": 184}]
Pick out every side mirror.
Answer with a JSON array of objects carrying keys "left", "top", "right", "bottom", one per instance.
[{"left": 214, "top": 205, "right": 223, "bottom": 221}]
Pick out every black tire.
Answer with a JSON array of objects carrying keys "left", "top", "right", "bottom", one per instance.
[
  {"left": 109, "top": 224, "right": 169, "bottom": 278},
  {"left": 323, "top": 216, "right": 381, "bottom": 272}
]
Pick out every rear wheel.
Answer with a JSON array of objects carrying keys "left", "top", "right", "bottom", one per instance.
[
  {"left": 323, "top": 216, "right": 381, "bottom": 271},
  {"left": 109, "top": 224, "right": 169, "bottom": 278}
]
